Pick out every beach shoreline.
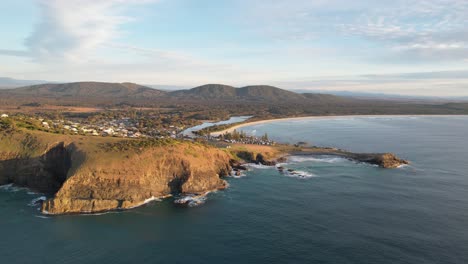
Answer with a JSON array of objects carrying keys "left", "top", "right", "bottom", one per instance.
[{"left": 210, "top": 114, "right": 466, "bottom": 136}]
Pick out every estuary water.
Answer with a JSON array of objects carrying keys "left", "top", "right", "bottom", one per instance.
[
  {"left": 1, "top": 116, "right": 468, "bottom": 264},
  {"left": 181, "top": 115, "right": 251, "bottom": 137}
]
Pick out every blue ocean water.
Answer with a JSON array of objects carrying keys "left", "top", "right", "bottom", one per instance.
[{"left": 1, "top": 116, "right": 468, "bottom": 264}]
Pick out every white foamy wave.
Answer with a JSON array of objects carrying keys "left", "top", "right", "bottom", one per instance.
[
  {"left": 230, "top": 170, "right": 247, "bottom": 178},
  {"left": 127, "top": 196, "right": 162, "bottom": 209},
  {"left": 288, "top": 156, "right": 348, "bottom": 164},
  {"left": 283, "top": 170, "right": 317, "bottom": 179},
  {"left": 245, "top": 163, "right": 273, "bottom": 169},
  {"left": 34, "top": 215, "right": 50, "bottom": 219},
  {"left": 28, "top": 196, "right": 47, "bottom": 207},
  {"left": 174, "top": 194, "right": 208, "bottom": 207},
  {"left": 0, "top": 183, "right": 28, "bottom": 192}
]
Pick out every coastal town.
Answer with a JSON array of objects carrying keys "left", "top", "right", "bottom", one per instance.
[
  {"left": 0, "top": 112, "right": 275, "bottom": 146},
  {"left": 1, "top": 112, "right": 183, "bottom": 138}
]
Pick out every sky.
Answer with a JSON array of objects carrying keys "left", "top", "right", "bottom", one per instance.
[{"left": 1, "top": 0, "right": 468, "bottom": 96}]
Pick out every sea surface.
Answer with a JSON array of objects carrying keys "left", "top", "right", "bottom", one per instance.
[{"left": 1, "top": 116, "right": 468, "bottom": 264}]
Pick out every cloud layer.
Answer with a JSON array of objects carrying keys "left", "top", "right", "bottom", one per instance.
[
  {"left": 26, "top": 0, "right": 151, "bottom": 62},
  {"left": 0, "top": 0, "right": 467, "bottom": 96}
]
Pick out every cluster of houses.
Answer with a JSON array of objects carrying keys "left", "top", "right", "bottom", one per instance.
[
  {"left": 215, "top": 136, "right": 275, "bottom": 146},
  {"left": 2, "top": 113, "right": 274, "bottom": 146},
  {"left": 1, "top": 112, "right": 189, "bottom": 139},
  {"left": 191, "top": 133, "right": 275, "bottom": 146},
  {"left": 37, "top": 117, "right": 185, "bottom": 139}
]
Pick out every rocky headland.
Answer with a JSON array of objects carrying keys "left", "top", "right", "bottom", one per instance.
[
  {"left": 0, "top": 129, "right": 408, "bottom": 215},
  {"left": 0, "top": 130, "right": 232, "bottom": 214}
]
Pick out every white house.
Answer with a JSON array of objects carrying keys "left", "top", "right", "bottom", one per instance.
[
  {"left": 103, "top": 128, "right": 115, "bottom": 135},
  {"left": 1, "top": 114, "right": 8, "bottom": 118}
]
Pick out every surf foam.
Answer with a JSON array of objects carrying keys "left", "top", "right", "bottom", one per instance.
[{"left": 288, "top": 155, "right": 348, "bottom": 164}]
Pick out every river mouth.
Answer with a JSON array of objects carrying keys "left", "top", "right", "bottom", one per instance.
[{"left": 181, "top": 116, "right": 252, "bottom": 137}]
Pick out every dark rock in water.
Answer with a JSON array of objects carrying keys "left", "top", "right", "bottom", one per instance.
[
  {"left": 235, "top": 171, "right": 241, "bottom": 176},
  {"left": 230, "top": 160, "right": 248, "bottom": 170},
  {"left": 276, "top": 156, "right": 287, "bottom": 163},
  {"left": 277, "top": 166, "right": 284, "bottom": 172},
  {"left": 352, "top": 153, "right": 409, "bottom": 168},
  {"left": 238, "top": 165, "right": 247, "bottom": 171},
  {"left": 256, "top": 153, "right": 276, "bottom": 166},
  {"left": 294, "top": 142, "right": 309, "bottom": 147},
  {"left": 376, "top": 153, "right": 409, "bottom": 168},
  {"left": 287, "top": 169, "right": 295, "bottom": 172},
  {"left": 290, "top": 149, "right": 409, "bottom": 169}
]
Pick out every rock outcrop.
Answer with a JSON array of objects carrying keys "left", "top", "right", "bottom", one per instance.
[
  {"left": 0, "top": 131, "right": 232, "bottom": 215},
  {"left": 290, "top": 148, "right": 409, "bottom": 168},
  {"left": 352, "top": 153, "right": 409, "bottom": 168}
]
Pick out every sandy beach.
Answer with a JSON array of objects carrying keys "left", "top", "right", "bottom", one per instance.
[{"left": 210, "top": 114, "right": 464, "bottom": 136}]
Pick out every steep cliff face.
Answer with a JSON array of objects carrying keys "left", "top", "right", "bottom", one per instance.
[
  {"left": 0, "top": 135, "right": 71, "bottom": 193},
  {"left": 0, "top": 131, "right": 232, "bottom": 215},
  {"left": 42, "top": 144, "right": 232, "bottom": 214}
]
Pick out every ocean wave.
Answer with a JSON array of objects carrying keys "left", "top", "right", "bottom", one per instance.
[
  {"left": 0, "top": 183, "right": 28, "bottom": 192},
  {"left": 28, "top": 196, "right": 47, "bottom": 207},
  {"left": 34, "top": 215, "right": 50, "bottom": 219},
  {"left": 245, "top": 163, "right": 273, "bottom": 169},
  {"left": 288, "top": 156, "right": 348, "bottom": 164},
  {"left": 127, "top": 196, "right": 162, "bottom": 209},
  {"left": 283, "top": 170, "right": 317, "bottom": 179},
  {"left": 174, "top": 193, "right": 209, "bottom": 207},
  {"left": 230, "top": 170, "right": 247, "bottom": 178}
]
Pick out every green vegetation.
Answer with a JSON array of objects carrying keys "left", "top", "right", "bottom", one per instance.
[
  {"left": 100, "top": 138, "right": 181, "bottom": 152},
  {"left": 0, "top": 118, "right": 15, "bottom": 130}
]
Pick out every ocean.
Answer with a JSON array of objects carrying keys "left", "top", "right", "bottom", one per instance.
[{"left": 1, "top": 116, "right": 468, "bottom": 264}]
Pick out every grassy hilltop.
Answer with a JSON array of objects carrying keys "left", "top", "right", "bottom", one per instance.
[{"left": 0, "top": 120, "right": 235, "bottom": 214}]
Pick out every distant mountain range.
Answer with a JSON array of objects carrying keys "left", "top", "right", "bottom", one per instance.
[
  {"left": 171, "top": 84, "right": 307, "bottom": 101},
  {"left": 1, "top": 82, "right": 347, "bottom": 103},
  {"left": 2, "top": 80, "right": 468, "bottom": 116},
  {"left": 0, "top": 77, "right": 49, "bottom": 88},
  {"left": 1, "top": 78, "right": 467, "bottom": 103},
  {"left": 8, "top": 82, "right": 166, "bottom": 98},
  {"left": 291, "top": 89, "right": 468, "bottom": 102}
]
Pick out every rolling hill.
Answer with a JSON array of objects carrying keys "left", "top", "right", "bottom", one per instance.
[
  {"left": 170, "top": 84, "right": 237, "bottom": 99},
  {"left": 0, "top": 81, "right": 372, "bottom": 106},
  {"left": 4, "top": 82, "right": 167, "bottom": 98},
  {"left": 2, "top": 81, "right": 468, "bottom": 116},
  {"left": 169, "top": 84, "right": 308, "bottom": 101}
]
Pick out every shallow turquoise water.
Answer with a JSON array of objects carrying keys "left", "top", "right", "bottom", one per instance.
[{"left": 1, "top": 116, "right": 468, "bottom": 264}]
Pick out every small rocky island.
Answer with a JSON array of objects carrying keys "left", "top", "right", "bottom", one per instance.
[{"left": 0, "top": 126, "right": 408, "bottom": 215}]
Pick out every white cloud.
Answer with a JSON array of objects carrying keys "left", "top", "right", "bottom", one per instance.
[
  {"left": 340, "top": 0, "right": 468, "bottom": 61},
  {"left": 243, "top": 0, "right": 468, "bottom": 61},
  {"left": 2, "top": 0, "right": 157, "bottom": 62}
]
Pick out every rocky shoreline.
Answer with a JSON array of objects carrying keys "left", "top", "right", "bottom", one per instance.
[
  {"left": 1, "top": 130, "right": 408, "bottom": 215},
  {"left": 231, "top": 148, "right": 409, "bottom": 170}
]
